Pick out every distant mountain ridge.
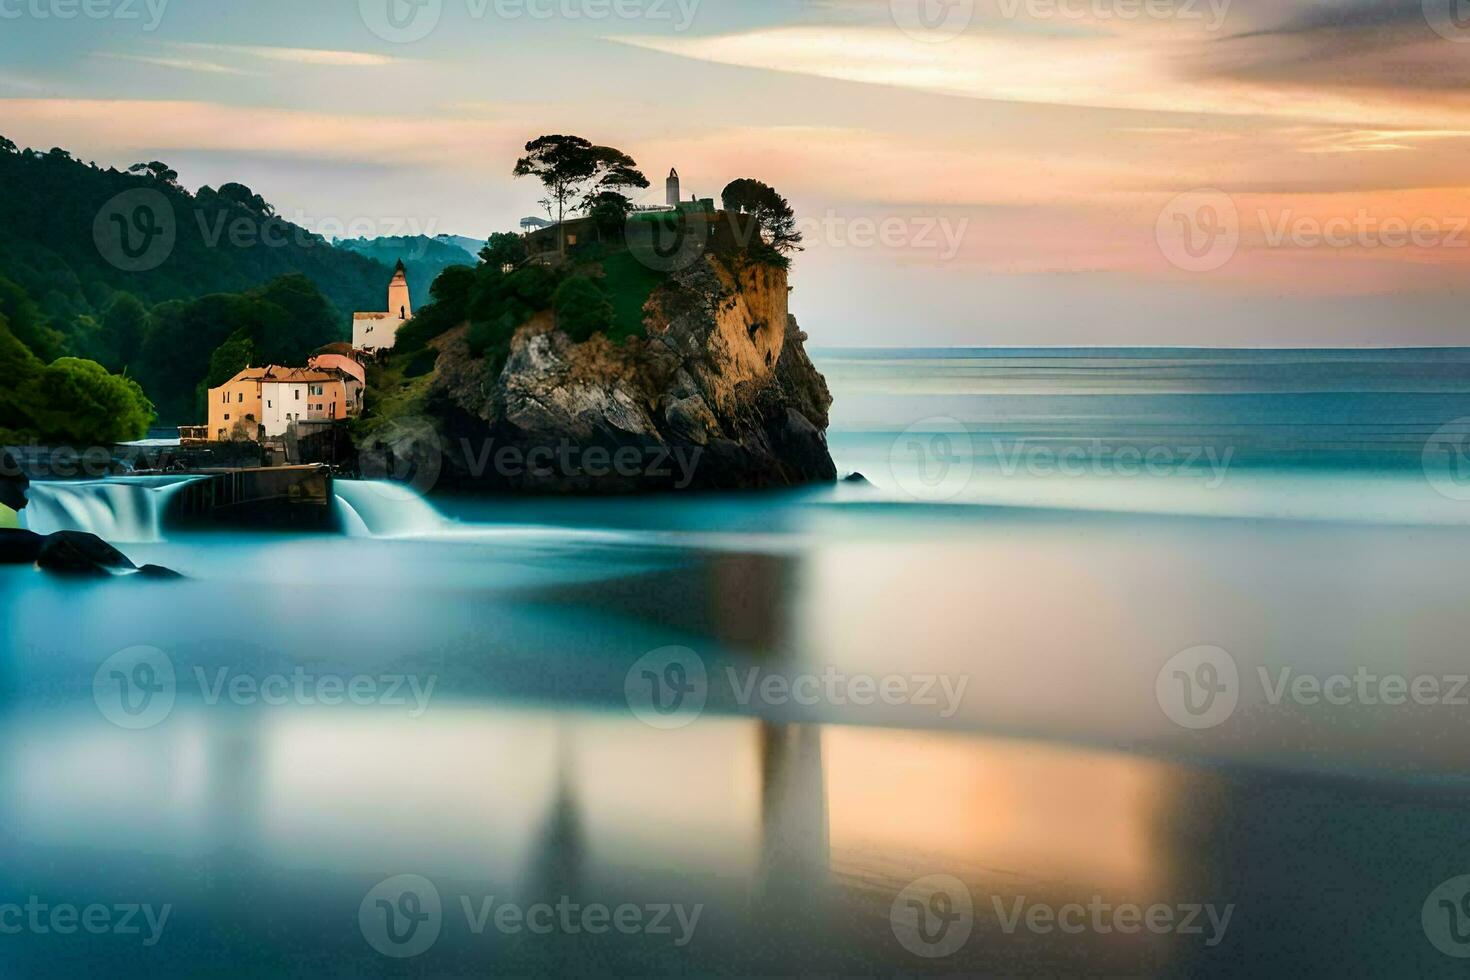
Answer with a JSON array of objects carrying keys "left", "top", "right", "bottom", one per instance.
[
  {"left": 333, "top": 235, "right": 481, "bottom": 307},
  {"left": 0, "top": 141, "right": 392, "bottom": 342}
]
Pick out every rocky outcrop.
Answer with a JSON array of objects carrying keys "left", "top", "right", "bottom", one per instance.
[
  {"left": 419, "top": 254, "right": 835, "bottom": 493},
  {"left": 36, "top": 530, "right": 139, "bottom": 577},
  {"left": 0, "top": 528, "right": 43, "bottom": 565},
  {"left": 0, "top": 527, "right": 182, "bottom": 579}
]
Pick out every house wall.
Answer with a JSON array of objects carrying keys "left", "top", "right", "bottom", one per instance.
[
  {"left": 304, "top": 379, "right": 356, "bottom": 421},
  {"left": 261, "top": 382, "right": 309, "bottom": 438},
  {"left": 208, "top": 377, "right": 263, "bottom": 442}
]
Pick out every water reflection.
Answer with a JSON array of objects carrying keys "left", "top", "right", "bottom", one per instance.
[{"left": 2, "top": 699, "right": 1466, "bottom": 975}]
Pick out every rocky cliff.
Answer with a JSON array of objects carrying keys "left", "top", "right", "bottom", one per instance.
[{"left": 413, "top": 254, "right": 836, "bottom": 493}]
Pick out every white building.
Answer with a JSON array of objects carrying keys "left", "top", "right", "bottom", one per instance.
[{"left": 353, "top": 259, "right": 413, "bottom": 352}]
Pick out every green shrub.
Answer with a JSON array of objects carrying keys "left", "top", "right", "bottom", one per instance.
[{"left": 554, "top": 276, "right": 614, "bottom": 343}]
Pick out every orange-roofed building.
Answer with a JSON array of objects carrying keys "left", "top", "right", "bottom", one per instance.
[{"left": 207, "top": 365, "right": 364, "bottom": 442}]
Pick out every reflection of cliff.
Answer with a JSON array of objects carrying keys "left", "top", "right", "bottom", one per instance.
[
  {"left": 525, "top": 723, "right": 586, "bottom": 900},
  {"left": 514, "top": 551, "right": 797, "bottom": 655},
  {"left": 757, "top": 723, "right": 830, "bottom": 906}
]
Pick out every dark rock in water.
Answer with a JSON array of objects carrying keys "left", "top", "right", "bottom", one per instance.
[
  {"left": 0, "top": 528, "right": 44, "bottom": 565},
  {"left": 35, "top": 530, "right": 137, "bottom": 577},
  {"left": 408, "top": 254, "right": 837, "bottom": 494},
  {"left": 0, "top": 449, "right": 27, "bottom": 511},
  {"left": 842, "top": 472, "right": 873, "bottom": 485},
  {"left": 136, "top": 564, "right": 185, "bottom": 580}
]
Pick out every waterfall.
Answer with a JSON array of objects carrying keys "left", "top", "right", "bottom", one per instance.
[
  {"left": 332, "top": 480, "right": 449, "bottom": 538},
  {"left": 20, "top": 477, "right": 202, "bottom": 543}
]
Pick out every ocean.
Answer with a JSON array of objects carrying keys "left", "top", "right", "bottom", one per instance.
[{"left": 5, "top": 347, "right": 1470, "bottom": 975}]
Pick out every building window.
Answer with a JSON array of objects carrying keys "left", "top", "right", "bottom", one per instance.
[
  {"left": 237, "top": 393, "right": 244, "bottom": 403},
  {"left": 267, "top": 400, "right": 272, "bottom": 408},
  {"left": 224, "top": 414, "right": 230, "bottom": 421},
  {"left": 295, "top": 390, "right": 301, "bottom": 400}
]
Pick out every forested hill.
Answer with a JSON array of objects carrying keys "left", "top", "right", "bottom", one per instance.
[
  {"left": 0, "top": 138, "right": 392, "bottom": 357},
  {"left": 334, "top": 235, "right": 478, "bottom": 305}
]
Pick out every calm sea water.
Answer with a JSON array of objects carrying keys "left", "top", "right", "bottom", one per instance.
[{"left": 7, "top": 348, "right": 1470, "bottom": 976}]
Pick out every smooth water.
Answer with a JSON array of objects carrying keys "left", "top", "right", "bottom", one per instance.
[{"left": 5, "top": 348, "right": 1470, "bottom": 976}]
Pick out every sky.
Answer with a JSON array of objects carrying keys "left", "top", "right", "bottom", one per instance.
[{"left": 2, "top": 0, "right": 1470, "bottom": 346}]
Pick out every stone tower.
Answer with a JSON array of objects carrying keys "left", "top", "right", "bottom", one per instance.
[
  {"left": 388, "top": 259, "right": 412, "bottom": 320},
  {"left": 666, "top": 168, "right": 681, "bottom": 208}
]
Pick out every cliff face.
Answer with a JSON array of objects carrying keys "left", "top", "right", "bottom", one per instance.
[{"left": 422, "top": 254, "right": 836, "bottom": 493}]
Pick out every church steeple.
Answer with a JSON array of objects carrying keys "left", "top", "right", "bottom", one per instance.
[
  {"left": 666, "top": 168, "right": 681, "bottom": 208},
  {"left": 388, "top": 260, "right": 411, "bottom": 320}
]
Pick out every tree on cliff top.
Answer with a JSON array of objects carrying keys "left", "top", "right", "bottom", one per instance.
[
  {"left": 513, "top": 136, "right": 648, "bottom": 255},
  {"left": 721, "top": 178, "right": 803, "bottom": 257}
]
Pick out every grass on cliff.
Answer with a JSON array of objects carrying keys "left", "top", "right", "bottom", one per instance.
[{"left": 594, "top": 249, "right": 664, "bottom": 343}]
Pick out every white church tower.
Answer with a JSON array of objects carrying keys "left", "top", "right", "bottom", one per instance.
[
  {"left": 353, "top": 259, "right": 415, "bottom": 352},
  {"left": 666, "top": 168, "right": 681, "bottom": 208}
]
